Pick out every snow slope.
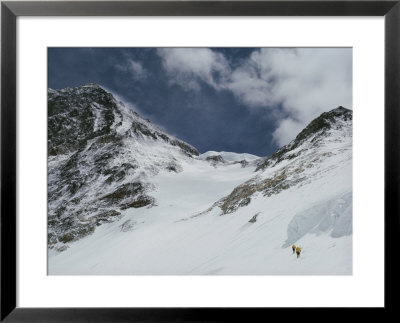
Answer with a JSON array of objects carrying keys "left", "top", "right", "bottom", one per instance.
[
  {"left": 48, "top": 154, "right": 351, "bottom": 275},
  {"left": 48, "top": 99, "right": 352, "bottom": 275}
]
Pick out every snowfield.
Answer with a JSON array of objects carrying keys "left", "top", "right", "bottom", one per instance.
[{"left": 49, "top": 147, "right": 352, "bottom": 275}]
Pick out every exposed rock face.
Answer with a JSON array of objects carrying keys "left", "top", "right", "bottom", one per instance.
[
  {"left": 248, "top": 213, "right": 260, "bottom": 223},
  {"left": 205, "top": 155, "right": 225, "bottom": 166},
  {"left": 206, "top": 155, "right": 224, "bottom": 163},
  {"left": 48, "top": 84, "right": 199, "bottom": 251},
  {"left": 210, "top": 107, "right": 352, "bottom": 215},
  {"left": 233, "top": 160, "right": 249, "bottom": 168}
]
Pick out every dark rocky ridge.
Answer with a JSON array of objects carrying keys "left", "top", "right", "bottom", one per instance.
[{"left": 256, "top": 106, "right": 352, "bottom": 171}]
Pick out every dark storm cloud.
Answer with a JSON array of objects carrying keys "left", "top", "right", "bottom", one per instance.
[{"left": 48, "top": 47, "right": 352, "bottom": 156}]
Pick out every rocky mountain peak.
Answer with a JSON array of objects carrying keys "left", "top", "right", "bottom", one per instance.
[
  {"left": 256, "top": 106, "right": 352, "bottom": 171},
  {"left": 293, "top": 106, "right": 352, "bottom": 145}
]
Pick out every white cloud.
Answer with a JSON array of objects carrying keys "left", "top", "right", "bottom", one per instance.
[
  {"left": 272, "top": 118, "right": 304, "bottom": 147},
  {"left": 157, "top": 48, "right": 352, "bottom": 147},
  {"left": 115, "top": 59, "right": 147, "bottom": 80},
  {"left": 226, "top": 48, "right": 352, "bottom": 146},
  {"left": 157, "top": 48, "right": 230, "bottom": 91}
]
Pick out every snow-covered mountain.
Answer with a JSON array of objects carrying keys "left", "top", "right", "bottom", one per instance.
[
  {"left": 48, "top": 85, "right": 352, "bottom": 275},
  {"left": 48, "top": 84, "right": 199, "bottom": 252},
  {"left": 210, "top": 107, "right": 352, "bottom": 216}
]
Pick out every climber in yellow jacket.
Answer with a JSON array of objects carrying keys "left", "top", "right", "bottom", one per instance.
[
  {"left": 292, "top": 244, "right": 296, "bottom": 254},
  {"left": 296, "top": 246, "right": 302, "bottom": 258}
]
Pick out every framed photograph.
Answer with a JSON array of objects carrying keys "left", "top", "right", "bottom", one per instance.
[{"left": 1, "top": 0, "right": 398, "bottom": 321}]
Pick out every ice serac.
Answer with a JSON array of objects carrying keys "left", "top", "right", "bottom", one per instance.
[
  {"left": 211, "top": 106, "right": 352, "bottom": 216},
  {"left": 48, "top": 84, "right": 199, "bottom": 251},
  {"left": 284, "top": 191, "right": 353, "bottom": 247}
]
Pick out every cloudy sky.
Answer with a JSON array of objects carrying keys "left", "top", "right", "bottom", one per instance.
[{"left": 48, "top": 48, "right": 352, "bottom": 157}]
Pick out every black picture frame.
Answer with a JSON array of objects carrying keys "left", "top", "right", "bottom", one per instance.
[{"left": 1, "top": 0, "right": 399, "bottom": 321}]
